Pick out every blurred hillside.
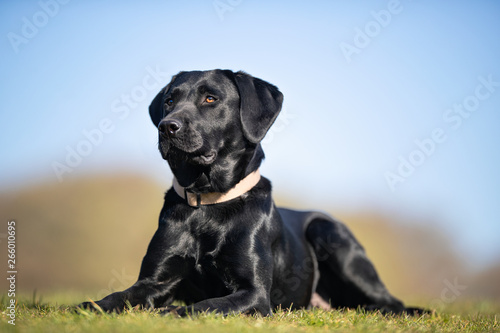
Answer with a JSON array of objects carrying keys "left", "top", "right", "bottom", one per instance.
[{"left": 0, "top": 174, "right": 498, "bottom": 307}]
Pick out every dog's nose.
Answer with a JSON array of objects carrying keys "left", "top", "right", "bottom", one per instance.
[{"left": 159, "top": 119, "right": 182, "bottom": 137}]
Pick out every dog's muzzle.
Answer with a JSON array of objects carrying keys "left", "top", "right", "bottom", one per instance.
[
  {"left": 159, "top": 119, "right": 182, "bottom": 137},
  {"left": 157, "top": 118, "right": 205, "bottom": 156}
]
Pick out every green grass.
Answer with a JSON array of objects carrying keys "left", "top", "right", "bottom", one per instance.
[{"left": 0, "top": 295, "right": 499, "bottom": 333}]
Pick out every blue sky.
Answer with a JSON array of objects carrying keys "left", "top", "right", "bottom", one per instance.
[{"left": 1, "top": 0, "right": 499, "bottom": 269}]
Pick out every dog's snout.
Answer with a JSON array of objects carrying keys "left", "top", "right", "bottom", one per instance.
[{"left": 159, "top": 119, "right": 182, "bottom": 137}]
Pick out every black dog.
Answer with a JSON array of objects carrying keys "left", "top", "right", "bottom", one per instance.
[{"left": 80, "top": 69, "right": 423, "bottom": 316}]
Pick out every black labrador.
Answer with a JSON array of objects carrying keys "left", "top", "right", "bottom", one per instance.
[{"left": 79, "top": 69, "right": 423, "bottom": 316}]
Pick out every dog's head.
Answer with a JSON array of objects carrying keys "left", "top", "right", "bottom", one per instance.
[{"left": 149, "top": 69, "right": 283, "bottom": 192}]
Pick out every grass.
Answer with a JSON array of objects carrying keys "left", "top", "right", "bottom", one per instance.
[{"left": 0, "top": 295, "right": 498, "bottom": 333}]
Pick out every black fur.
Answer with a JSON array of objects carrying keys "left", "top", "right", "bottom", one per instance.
[{"left": 79, "top": 69, "right": 424, "bottom": 316}]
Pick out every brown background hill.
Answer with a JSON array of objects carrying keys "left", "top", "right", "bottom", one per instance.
[{"left": 0, "top": 174, "right": 498, "bottom": 306}]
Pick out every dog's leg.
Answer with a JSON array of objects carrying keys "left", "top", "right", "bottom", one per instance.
[
  {"left": 78, "top": 225, "right": 187, "bottom": 313},
  {"left": 305, "top": 217, "right": 409, "bottom": 314},
  {"left": 78, "top": 277, "right": 180, "bottom": 313},
  {"left": 161, "top": 287, "right": 272, "bottom": 317},
  {"left": 162, "top": 245, "right": 275, "bottom": 317}
]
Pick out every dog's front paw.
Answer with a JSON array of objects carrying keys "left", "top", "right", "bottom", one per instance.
[
  {"left": 159, "top": 305, "right": 187, "bottom": 317},
  {"left": 403, "top": 306, "right": 432, "bottom": 316},
  {"left": 76, "top": 300, "right": 104, "bottom": 313},
  {"left": 364, "top": 303, "right": 430, "bottom": 316},
  {"left": 76, "top": 298, "right": 124, "bottom": 314}
]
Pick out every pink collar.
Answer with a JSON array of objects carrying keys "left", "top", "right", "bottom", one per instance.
[{"left": 172, "top": 169, "right": 261, "bottom": 207}]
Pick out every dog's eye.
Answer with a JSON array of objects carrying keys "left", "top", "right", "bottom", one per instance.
[
  {"left": 205, "top": 96, "right": 216, "bottom": 103},
  {"left": 166, "top": 98, "right": 174, "bottom": 106}
]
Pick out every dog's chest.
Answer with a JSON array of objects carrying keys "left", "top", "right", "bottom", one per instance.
[
  {"left": 165, "top": 214, "right": 238, "bottom": 298},
  {"left": 166, "top": 210, "right": 233, "bottom": 268},
  {"left": 160, "top": 202, "right": 264, "bottom": 298}
]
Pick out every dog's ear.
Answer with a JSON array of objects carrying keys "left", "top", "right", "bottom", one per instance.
[
  {"left": 149, "top": 75, "right": 178, "bottom": 127},
  {"left": 149, "top": 86, "right": 166, "bottom": 127},
  {"left": 234, "top": 71, "right": 283, "bottom": 143}
]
